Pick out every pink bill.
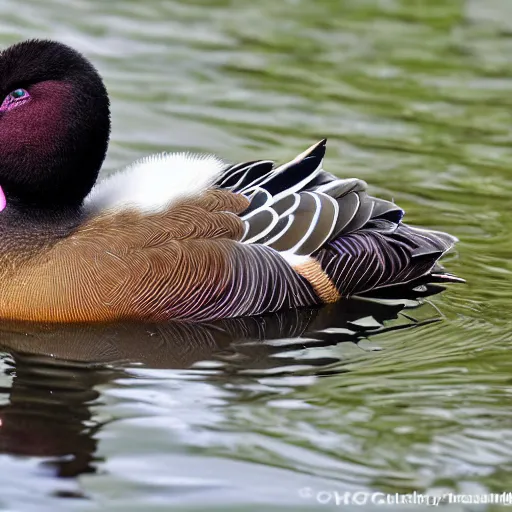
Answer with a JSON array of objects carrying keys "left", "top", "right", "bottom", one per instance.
[{"left": 0, "top": 186, "right": 6, "bottom": 212}]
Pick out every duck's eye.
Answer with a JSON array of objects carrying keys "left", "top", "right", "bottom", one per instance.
[
  {"left": 10, "top": 88, "right": 28, "bottom": 100},
  {"left": 0, "top": 88, "right": 30, "bottom": 112}
]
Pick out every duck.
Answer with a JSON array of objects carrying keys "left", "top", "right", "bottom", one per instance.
[{"left": 0, "top": 39, "right": 462, "bottom": 324}]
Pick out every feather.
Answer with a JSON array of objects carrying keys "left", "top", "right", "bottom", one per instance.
[
  {"left": 218, "top": 161, "right": 274, "bottom": 191},
  {"left": 332, "top": 191, "right": 360, "bottom": 236},
  {"left": 241, "top": 208, "right": 279, "bottom": 244},
  {"left": 342, "top": 193, "right": 374, "bottom": 234},
  {"left": 266, "top": 192, "right": 318, "bottom": 252},
  {"left": 239, "top": 188, "right": 272, "bottom": 218},
  {"left": 315, "top": 224, "right": 458, "bottom": 297}
]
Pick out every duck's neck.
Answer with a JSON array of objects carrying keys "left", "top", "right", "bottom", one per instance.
[{"left": 0, "top": 203, "right": 83, "bottom": 271}]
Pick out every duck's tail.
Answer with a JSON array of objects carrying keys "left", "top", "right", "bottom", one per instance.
[{"left": 313, "top": 223, "right": 464, "bottom": 299}]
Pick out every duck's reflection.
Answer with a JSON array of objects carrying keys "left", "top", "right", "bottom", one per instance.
[
  {"left": 0, "top": 283, "right": 447, "bottom": 478},
  {"left": 0, "top": 353, "right": 108, "bottom": 479}
]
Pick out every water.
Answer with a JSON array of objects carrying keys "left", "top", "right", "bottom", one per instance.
[{"left": 0, "top": 0, "right": 511, "bottom": 510}]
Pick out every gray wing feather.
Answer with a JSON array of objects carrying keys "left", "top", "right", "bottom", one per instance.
[
  {"left": 267, "top": 192, "right": 318, "bottom": 252},
  {"left": 342, "top": 192, "right": 375, "bottom": 234},
  {"left": 241, "top": 209, "right": 279, "bottom": 244}
]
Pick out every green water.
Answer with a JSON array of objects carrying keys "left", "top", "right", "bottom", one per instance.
[{"left": 1, "top": 0, "right": 511, "bottom": 510}]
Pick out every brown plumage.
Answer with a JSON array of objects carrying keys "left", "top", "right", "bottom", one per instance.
[
  {"left": 1, "top": 191, "right": 248, "bottom": 321},
  {"left": 0, "top": 190, "right": 330, "bottom": 322}
]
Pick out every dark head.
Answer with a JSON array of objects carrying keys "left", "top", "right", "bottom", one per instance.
[{"left": 0, "top": 40, "right": 110, "bottom": 210}]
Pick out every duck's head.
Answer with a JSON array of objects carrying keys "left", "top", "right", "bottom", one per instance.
[{"left": 0, "top": 40, "right": 110, "bottom": 211}]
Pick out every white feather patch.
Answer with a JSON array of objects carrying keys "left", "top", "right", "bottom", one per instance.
[
  {"left": 279, "top": 251, "right": 314, "bottom": 268},
  {"left": 84, "top": 152, "right": 226, "bottom": 214}
]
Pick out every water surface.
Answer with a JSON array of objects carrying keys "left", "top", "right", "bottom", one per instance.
[{"left": 1, "top": 0, "right": 511, "bottom": 510}]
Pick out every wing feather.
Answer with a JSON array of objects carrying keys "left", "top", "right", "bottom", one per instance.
[
  {"left": 217, "top": 139, "right": 460, "bottom": 299},
  {"left": 241, "top": 208, "right": 279, "bottom": 244}
]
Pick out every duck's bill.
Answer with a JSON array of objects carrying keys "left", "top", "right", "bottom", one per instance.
[{"left": 0, "top": 186, "right": 6, "bottom": 211}]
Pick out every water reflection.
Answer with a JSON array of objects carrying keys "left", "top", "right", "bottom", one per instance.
[
  {"left": 0, "top": 284, "right": 448, "bottom": 483},
  {"left": 0, "top": 353, "right": 109, "bottom": 482}
]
